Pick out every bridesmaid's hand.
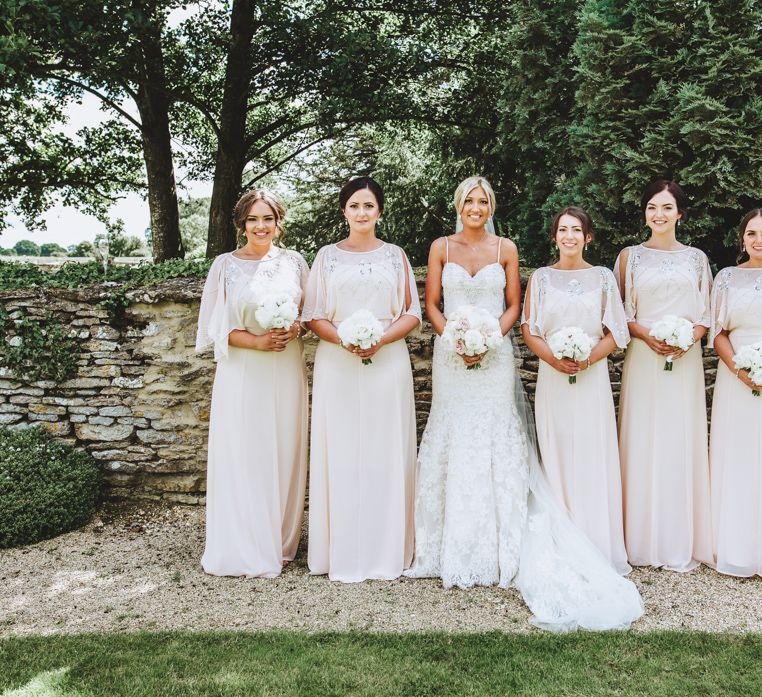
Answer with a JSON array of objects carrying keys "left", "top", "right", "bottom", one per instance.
[
  {"left": 737, "top": 368, "right": 759, "bottom": 392},
  {"left": 667, "top": 346, "right": 690, "bottom": 361},
  {"left": 643, "top": 335, "right": 675, "bottom": 356},
  {"left": 552, "top": 357, "right": 582, "bottom": 375},
  {"left": 254, "top": 331, "right": 288, "bottom": 352},
  {"left": 272, "top": 323, "right": 301, "bottom": 345},
  {"left": 354, "top": 338, "right": 385, "bottom": 361}
]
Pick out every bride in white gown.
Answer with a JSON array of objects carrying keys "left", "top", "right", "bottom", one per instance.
[{"left": 406, "top": 177, "right": 643, "bottom": 631}]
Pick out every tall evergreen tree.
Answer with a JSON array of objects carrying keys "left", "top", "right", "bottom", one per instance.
[
  {"left": 569, "top": 0, "right": 762, "bottom": 266},
  {"left": 493, "top": 0, "right": 582, "bottom": 266}
]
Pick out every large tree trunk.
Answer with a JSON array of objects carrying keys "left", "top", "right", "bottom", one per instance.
[
  {"left": 134, "top": 25, "right": 183, "bottom": 262},
  {"left": 206, "top": 0, "right": 255, "bottom": 258}
]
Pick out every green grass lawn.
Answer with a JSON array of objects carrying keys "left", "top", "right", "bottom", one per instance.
[{"left": 1, "top": 631, "right": 760, "bottom": 696}]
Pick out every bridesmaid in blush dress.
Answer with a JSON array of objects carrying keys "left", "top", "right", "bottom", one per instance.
[
  {"left": 302, "top": 177, "right": 421, "bottom": 583},
  {"left": 196, "top": 189, "right": 309, "bottom": 577},
  {"left": 709, "top": 208, "right": 762, "bottom": 578},
  {"left": 522, "top": 207, "right": 630, "bottom": 573},
  {"left": 614, "top": 180, "right": 713, "bottom": 571}
]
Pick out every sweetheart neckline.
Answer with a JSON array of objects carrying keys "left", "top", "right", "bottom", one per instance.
[{"left": 443, "top": 261, "right": 503, "bottom": 280}]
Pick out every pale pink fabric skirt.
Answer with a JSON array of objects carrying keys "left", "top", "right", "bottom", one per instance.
[
  {"left": 535, "top": 359, "right": 630, "bottom": 574},
  {"left": 618, "top": 339, "right": 712, "bottom": 571},
  {"left": 710, "top": 361, "right": 762, "bottom": 577},
  {"left": 202, "top": 341, "right": 308, "bottom": 577},
  {"left": 308, "top": 339, "right": 416, "bottom": 582}
]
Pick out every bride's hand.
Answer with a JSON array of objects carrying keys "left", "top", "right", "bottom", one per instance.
[
  {"left": 461, "top": 352, "right": 485, "bottom": 367},
  {"left": 552, "top": 357, "right": 581, "bottom": 375}
]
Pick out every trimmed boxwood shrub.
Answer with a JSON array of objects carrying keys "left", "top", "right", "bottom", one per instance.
[{"left": 0, "top": 426, "right": 101, "bottom": 548}]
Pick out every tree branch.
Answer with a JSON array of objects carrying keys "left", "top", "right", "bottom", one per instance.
[
  {"left": 247, "top": 119, "right": 323, "bottom": 158},
  {"left": 243, "top": 132, "right": 349, "bottom": 187},
  {"left": 172, "top": 92, "right": 221, "bottom": 136},
  {"left": 38, "top": 72, "right": 143, "bottom": 132}
]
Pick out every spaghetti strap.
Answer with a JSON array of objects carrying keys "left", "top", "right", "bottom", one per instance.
[
  {"left": 496, "top": 237, "right": 502, "bottom": 263},
  {"left": 444, "top": 236, "right": 449, "bottom": 264}
]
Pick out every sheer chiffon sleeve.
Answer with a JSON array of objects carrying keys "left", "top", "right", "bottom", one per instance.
[
  {"left": 600, "top": 268, "right": 630, "bottom": 348},
  {"left": 396, "top": 246, "right": 422, "bottom": 325},
  {"left": 709, "top": 267, "right": 731, "bottom": 348},
  {"left": 196, "top": 254, "right": 233, "bottom": 361},
  {"left": 613, "top": 249, "right": 636, "bottom": 322},
  {"left": 301, "top": 246, "right": 329, "bottom": 323},
  {"left": 696, "top": 251, "right": 713, "bottom": 328},
  {"left": 520, "top": 269, "right": 544, "bottom": 338},
  {"left": 291, "top": 251, "right": 310, "bottom": 317}
]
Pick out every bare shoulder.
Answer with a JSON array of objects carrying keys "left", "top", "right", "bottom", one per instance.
[
  {"left": 429, "top": 236, "right": 448, "bottom": 259},
  {"left": 499, "top": 237, "right": 519, "bottom": 263}
]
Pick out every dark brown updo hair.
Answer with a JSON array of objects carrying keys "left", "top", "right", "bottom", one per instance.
[
  {"left": 736, "top": 207, "right": 762, "bottom": 263},
  {"left": 232, "top": 189, "right": 287, "bottom": 246},
  {"left": 640, "top": 180, "right": 689, "bottom": 223},
  {"left": 338, "top": 176, "right": 384, "bottom": 214},
  {"left": 550, "top": 206, "right": 594, "bottom": 242}
]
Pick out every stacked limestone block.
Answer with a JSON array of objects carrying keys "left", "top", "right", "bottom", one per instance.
[{"left": 0, "top": 273, "right": 717, "bottom": 502}]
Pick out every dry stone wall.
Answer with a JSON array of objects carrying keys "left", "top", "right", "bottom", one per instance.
[{"left": 0, "top": 276, "right": 718, "bottom": 503}]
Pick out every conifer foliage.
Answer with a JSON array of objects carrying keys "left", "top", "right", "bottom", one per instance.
[{"left": 565, "top": 0, "right": 762, "bottom": 266}]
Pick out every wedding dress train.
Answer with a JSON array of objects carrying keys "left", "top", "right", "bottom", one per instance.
[{"left": 406, "top": 240, "right": 643, "bottom": 631}]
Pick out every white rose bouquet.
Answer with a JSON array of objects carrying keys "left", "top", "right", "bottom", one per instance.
[
  {"left": 441, "top": 306, "right": 503, "bottom": 370},
  {"left": 648, "top": 315, "right": 694, "bottom": 371},
  {"left": 255, "top": 293, "right": 299, "bottom": 330},
  {"left": 337, "top": 309, "right": 384, "bottom": 365},
  {"left": 547, "top": 326, "right": 595, "bottom": 384},
  {"left": 732, "top": 342, "right": 762, "bottom": 397}
]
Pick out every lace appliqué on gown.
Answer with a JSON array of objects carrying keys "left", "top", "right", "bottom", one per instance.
[{"left": 408, "top": 262, "right": 528, "bottom": 588}]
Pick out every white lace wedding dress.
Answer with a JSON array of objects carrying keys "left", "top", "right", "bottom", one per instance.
[{"left": 406, "top": 243, "right": 644, "bottom": 631}]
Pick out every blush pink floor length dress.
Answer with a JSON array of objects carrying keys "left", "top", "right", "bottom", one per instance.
[
  {"left": 196, "top": 250, "right": 309, "bottom": 577},
  {"left": 614, "top": 245, "right": 713, "bottom": 571},
  {"left": 302, "top": 242, "right": 421, "bottom": 583}
]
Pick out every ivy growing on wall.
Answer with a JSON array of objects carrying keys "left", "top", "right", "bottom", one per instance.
[
  {"left": 0, "top": 259, "right": 213, "bottom": 292},
  {"left": 0, "top": 258, "right": 214, "bottom": 324},
  {"left": 0, "top": 307, "right": 79, "bottom": 383}
]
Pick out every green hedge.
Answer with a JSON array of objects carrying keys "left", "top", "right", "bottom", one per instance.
[
  {"left": 0, "top": 258, "right": 213, "bottom": 292},
  {"left": 0, "top": 426, "right": 101, "bottom": 548}
]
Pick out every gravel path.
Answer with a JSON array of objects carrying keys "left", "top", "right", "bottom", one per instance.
[{"left": 1, "top": 502, "right": 760, "bottom": 636}]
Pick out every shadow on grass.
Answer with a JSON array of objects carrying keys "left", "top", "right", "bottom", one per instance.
[{"left": 1, "top": 631, "right": 760, "bottom": 696}]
